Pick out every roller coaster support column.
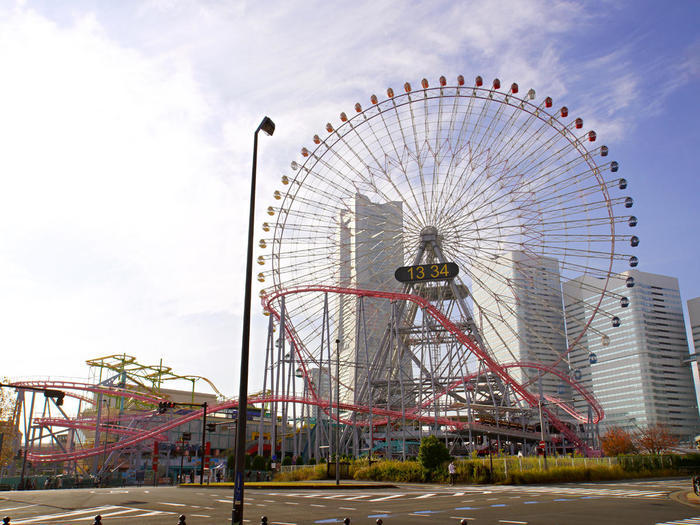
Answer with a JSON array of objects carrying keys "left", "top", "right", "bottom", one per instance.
[
  {"left": 233, "top": 116, "right": 275, "bottom": 525},
  {"left": 335, "top": 338, "right": 340, "bottom": 486}
]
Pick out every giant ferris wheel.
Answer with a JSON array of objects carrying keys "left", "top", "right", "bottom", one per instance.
[{"left": 254, "top": 75, "right": 637, "bottom": 458}]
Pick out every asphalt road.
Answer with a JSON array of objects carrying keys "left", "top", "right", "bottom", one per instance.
[{"left": 1, "top": 478, "right": 699, "bottom": 524}]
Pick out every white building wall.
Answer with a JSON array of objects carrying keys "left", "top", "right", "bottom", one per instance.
[
  {"left": 336, "top": 194, "right": 404, "bottom": 403},
  {"left": 471, "top": 251, "right": 571, "bottom": 401}
]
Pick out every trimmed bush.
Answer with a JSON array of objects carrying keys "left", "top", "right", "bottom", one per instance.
[{"left": 274, "top": 464, "right": 326, "bottom": 481}]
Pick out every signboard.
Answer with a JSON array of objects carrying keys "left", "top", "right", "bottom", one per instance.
[
  {"left": 539, "top": 440, "right": 546, "bottom": 448},
  {"left": 204, "top": 441, "right": 211, "bottom": 469},
  {"left": 395, "top": 262, "right": 459, "bottom": 283},
  {"left": 152, "top": 441, "right": 159, "bottom": 471},
  {"left": 182, "top": 432, "right": 192, "bottom": 441}
]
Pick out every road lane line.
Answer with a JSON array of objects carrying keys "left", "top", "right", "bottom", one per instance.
[{"left": 415, "top": 493, "right": 437, "bottom": 499}]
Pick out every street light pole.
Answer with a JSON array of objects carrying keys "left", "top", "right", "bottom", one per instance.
[
  {"left": 538, "top": 400, "right": 548, "bottom": 470},
  {"left": 200, "top": 401, "right": 207, "bottom": 485},
  {"left": 232, "top": 116, "right": 275, "bottom": 525}
]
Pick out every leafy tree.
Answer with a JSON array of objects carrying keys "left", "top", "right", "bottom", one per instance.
[
  {"left": 417, "top": 435, "right": 450, "bottom": 470},
  {"left": 282, "top": 455, "right": 293, "bottom": 466},
  {"left": 252, "top": 455, "right": 267, "bottom": 471},
  {"left": 601, "top": 427, "right": 637, "bottom": 456},
  {"left": 0, "top": 380, "right": 18, "bottom": 468},
  {"left": 636, "top": 423, "right": 679, "bottom": 455}
]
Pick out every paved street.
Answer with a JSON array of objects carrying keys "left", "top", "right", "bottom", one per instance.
[{"left": 1, "top": 479, "right": 699, "bottom": 524}]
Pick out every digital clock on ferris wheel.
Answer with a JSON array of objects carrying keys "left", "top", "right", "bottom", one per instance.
[{"left": 394, "top": 262, "right": 459, "bottom": 283}]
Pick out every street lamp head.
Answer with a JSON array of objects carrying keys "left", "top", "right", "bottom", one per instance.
[{"left": 258, "top": 116, "right": 275, "bottom": 136}]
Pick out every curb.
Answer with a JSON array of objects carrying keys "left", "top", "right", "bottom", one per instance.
[{"left": 670, "top": 490, "right": 700, "bottom": 507}]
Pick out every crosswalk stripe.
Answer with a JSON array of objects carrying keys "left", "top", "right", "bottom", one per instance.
[
  {"left": 10, "top": 506, "right": 122, "bottom": 524},
  {"left": 0, "top": 505, "right": 37, "bottom": 513},
  {"left": 415, "top": 493, "right": 437, "bottom": 499},
  {"left": 369, "top": 494, "right": 403, "bottom": 502},
  {"left": 655, "top": 519, "right": 700, "bottom": 525}
]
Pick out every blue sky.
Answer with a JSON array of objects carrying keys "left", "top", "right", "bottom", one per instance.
[{"left": 0, "top": 0, "right": 698, "bottom": 396}]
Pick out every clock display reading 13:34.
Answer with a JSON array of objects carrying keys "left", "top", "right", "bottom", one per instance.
[{"left": 394, "top": 262, "right": 459, "bottom": 283}]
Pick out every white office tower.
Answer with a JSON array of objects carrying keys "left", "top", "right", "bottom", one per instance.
[
  {"left": 336, "top": 193, "right": 404, "bottom": 403},
  {"left": 470, "top": 251, "right": 572, "bottom": 402},
  {"left": 687, "top": 297, "right": 700, "bottom": 410},
  {"left": 689, "top": 297, "right": 700, "bottom": 356},
  {"left": 564, "top": 271, "right": 700, "bottom": 440}
]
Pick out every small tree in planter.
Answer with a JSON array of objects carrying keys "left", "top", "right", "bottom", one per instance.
[{"left": 418, "top": 435, "right": 450, "bottom": 471}]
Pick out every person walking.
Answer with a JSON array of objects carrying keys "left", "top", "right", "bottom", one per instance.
[{"left": 448, "top": 461, "right": 456, "bottom": 486}]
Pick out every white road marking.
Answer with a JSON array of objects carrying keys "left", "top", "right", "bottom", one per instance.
[
  {"left": 310, "top": 504, "right": 326, "bottom": 507},
  {"left": 0, "top": 505, "right": 37, "bottom": 512},
  {"left": 344, "top": 494, "right": 371, "bottom": 500},
  {"left": 10, "top": 506, "right": 122, "bottom": 523},
  {"left": 339, "top": 507, "right": 356, "bottom": 510},
  {"left": 369, "top": 494, "right": 403, "bottom": 502},
  {"left": 161, "top": 502, "right": 187, "bottom": 506},
  {"left": 655, "top": 518, "right": 700, "bottom": 525},
  {"left": 415, "top": 493, "right": 436, "bottom": 499}
]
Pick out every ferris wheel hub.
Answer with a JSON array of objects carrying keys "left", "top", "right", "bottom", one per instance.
[{"left": 420, "top": 225, "right": 439, "bottom": 242}]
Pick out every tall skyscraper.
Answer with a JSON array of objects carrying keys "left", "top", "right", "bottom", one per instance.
[
  {"left": 564, "top": 270, "right": 700, "bottom": 440},
  {"left": 689, "top": 297, "right": 700, "bottom": 357},
  {"left": 687, "top": 296, "right": 700, "bottom": 411},
  {"left": 470, "top": 251, "right": 571, "bottom": 401},
  {"left": 336, "top": 193, "right": 404, "bottom": 403}
]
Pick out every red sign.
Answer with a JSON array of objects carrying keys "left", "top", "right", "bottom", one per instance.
[
  {"left": 204, "top": 441, "right": 211, "bottom": 469},
  {"left": 153, "top": 441, "right": 159, "bottom": 470},
  {"left": 539, "top": 440, "right": 546, "bottom": 448}
]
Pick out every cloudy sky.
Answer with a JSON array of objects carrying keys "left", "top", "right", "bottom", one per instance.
[{"left": 1, "top": 0, "right": 698, "bottom": 397}]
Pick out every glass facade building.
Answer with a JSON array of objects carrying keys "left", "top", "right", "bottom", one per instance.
[{"left": 564, "top": 271, "right": 700, "bottom": 441}]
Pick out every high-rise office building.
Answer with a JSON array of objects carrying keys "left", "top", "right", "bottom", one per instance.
[
  {"left": 470, "top": 251, "right": 571, "bottom": 401},
  {"left": 689, "top": 297, "right": 700, "bottom": 356},
  {"left": 336, "top": 193, "right": 404, "bottom": 402},
  {"left": 688, "top": 297, "right": 700, "bottom": 411},
  {"left": 564, "top": 270, "right": 700, "bottom": 440}
]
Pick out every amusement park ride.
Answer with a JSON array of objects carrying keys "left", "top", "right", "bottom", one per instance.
[{"left": 5, "top": 74, "right": 637, "bottom": 478}]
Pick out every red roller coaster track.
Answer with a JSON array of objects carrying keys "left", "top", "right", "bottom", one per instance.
[{"left": 18, "top": 286, "right": 603, "bottom": 462}]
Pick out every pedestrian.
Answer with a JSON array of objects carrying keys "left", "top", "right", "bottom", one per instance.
[{"left": 448, "top": 461, "right": 456, "bottom": 486}]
